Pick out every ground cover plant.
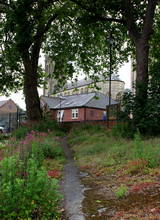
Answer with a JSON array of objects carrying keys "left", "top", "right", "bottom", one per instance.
[
  {"left": 69, "top": 124, "right": 160, "bottom": 219},
  {"left": 0, "top": 124, "right": 65, "bottom": 219}
]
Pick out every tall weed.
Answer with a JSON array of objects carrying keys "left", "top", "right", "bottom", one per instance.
[
  {"left": 132, "top": 133, "right": 160, "bottom": 168},
  {"left": 0, "top": 156, "right": 60, "bottom": 219}
]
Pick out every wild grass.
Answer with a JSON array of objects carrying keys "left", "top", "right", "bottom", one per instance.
[{"left": 69, "top": 125, "right": 160, "bottom": 170}]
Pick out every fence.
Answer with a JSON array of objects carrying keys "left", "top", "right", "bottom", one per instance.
[{"left": 0, "top": 112, "right": 25, "bottom": 133}]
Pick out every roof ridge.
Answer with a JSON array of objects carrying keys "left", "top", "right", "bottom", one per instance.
[{"left": 83, "top": 92, "right": 97, "bottom": 106}]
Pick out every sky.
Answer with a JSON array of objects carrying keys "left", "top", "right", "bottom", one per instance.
[
  {"left": 0, "top": 59, "right": 131, "bottom": 110},
  {"left": 118, "top": 59, "right": 131, "bottom": 89}
]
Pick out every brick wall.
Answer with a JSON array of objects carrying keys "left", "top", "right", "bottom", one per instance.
[
  {"left": 86, "top": 108, "right": 104, "bottom": 121},
  {"left": 51, "top": 107, "right": 105, "bottom": 122},
  {"left": 63, "top": 108, "right": 85, "bottom": 122},
  {"left": 50, "top": 110, "right": 57, "bottom": 120}
]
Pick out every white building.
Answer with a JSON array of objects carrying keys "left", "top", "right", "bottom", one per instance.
[{"left": 43, "top": 56, "right": 125, "bottom": 101}]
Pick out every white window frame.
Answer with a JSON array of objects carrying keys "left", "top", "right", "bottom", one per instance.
[
  {"left": 57, "top": 110, "right": 64, "bottom": 122},
  {"left": 72, "top": 109, "right": 78, "bottom": 119}
]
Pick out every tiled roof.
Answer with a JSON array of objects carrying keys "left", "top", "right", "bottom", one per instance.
[
  {"left": 41, "top": 93, "right": 118, "bottom": 110},
  {"left": 85, "top": 93, "right": 118, "bottom": 109},
  {"left": 54, "top": 93, "right": 95, "bottom": 109},
  {"left": 41, "top": 96, "right": 61, "bottom": 109}
]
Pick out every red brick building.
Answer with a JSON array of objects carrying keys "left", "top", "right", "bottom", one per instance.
[{"left": 41, "top": 92, "right": 118, "bottom": 122}]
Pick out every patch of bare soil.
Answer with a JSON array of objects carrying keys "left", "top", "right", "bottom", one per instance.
[{"left": 81, "top": 166, "right": 160, "bottom": 220}]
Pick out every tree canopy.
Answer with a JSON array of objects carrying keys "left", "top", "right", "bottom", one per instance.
[
  {"left": 0, "top": 0, "right": 129, "bottom": 120},
  {"left": 0, "top": 0, "right": 75, "bottom": 119},
  {"left": 70, "top": 0, "right": 159, "bottom": 132},
  {"left": 0, "top": 0, "right": 160, "bottom": 130}
]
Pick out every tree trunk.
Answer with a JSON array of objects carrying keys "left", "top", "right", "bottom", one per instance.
[
  {"left": 24, "top": 73, "right": 42, "bottom": 121},
  {"left": 133, "top": 38, "right": 150, "bottom": 131},
  {"left": 135, "top": 38, "right": 149, "bottom": 101},
  {"left": 23, "top": 56, "right": 42, "bottom": 121}
]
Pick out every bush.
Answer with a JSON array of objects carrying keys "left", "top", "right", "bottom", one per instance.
[
  {"left": 12, "top": 126, "right": 30, "bottom": 139},
  {"left": 111, "top": 122, "right": 135, "bottom": 138},
  {"left": 12, "top": 119, "right": 65, "bottom": 139},
  {"left": 32, "top": 119, "right": 61, "bottom": 134},
  {"left": 39, "top": 139, "right": 64, "bottom": 159},
  {"left": 31, "top": 141, "right": 45, "bottom": 166},
  {"left": 0, "top": 156, "right": 60, "bottom": 219}
]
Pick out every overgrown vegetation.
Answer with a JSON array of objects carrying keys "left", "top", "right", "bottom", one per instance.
[
  {"left": 0, "top": 156, "right": 60, "bottom": 219},
  {"left": 12, "top": 119, "right": 65, "bottom": 139},
  {"left": 69, "top": 124, "right": 160, "bottom": 218},
  {"left": 0, "top": 126, "right": 65, "bottom": 219},
  {"left": 69, "top": 125, "right": 160, "bottom": 170},
  {"left": 122, "top": 66, "right": 160, "bottom": 135}
]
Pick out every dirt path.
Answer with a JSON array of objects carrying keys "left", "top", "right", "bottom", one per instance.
[{"left": 61, "top": 137, "right": 85, "bottom": 220}]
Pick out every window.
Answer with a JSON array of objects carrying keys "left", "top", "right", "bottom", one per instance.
[
  {"left": 72, "top": 109, "right": 78, "bottom": 119},
  {"left": 57, "top": 110, "right": 64, "bottom": 122},
  {"left": 85, "top": 87, "right": 88, "bottom": 93}
]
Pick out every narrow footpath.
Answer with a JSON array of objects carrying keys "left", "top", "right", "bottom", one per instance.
[{"left": 61, "top": 137, "right": 85, "bottom": 220}]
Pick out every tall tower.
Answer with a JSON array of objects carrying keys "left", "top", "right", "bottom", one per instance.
[{"left": 43, "top": 55, "right": 56, "bottom": 96}]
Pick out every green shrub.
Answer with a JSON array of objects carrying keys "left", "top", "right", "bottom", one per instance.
[
  {"left": 32, "top": 119, "right": 60, "bottom": 133},
  {"left": 114, "top": 184, "right": 128, "bottom": 198},
  {"left": 12, "top": 126, "right": 30, "bottom": 139},
  {"left": 39, "top": 139, "right": 64, "bottom": 159},
  {"left": 111, "top": 122, "right": 135, "bottom": 138},
  {"left": 12, "top": 119, "right": 65, "bottom": 140},
  {"left": 31, "top": 141, "right": 45, "bottom": 166},
  {"left": 0, "top": 156, "right": 60, "bottom": 219}
]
